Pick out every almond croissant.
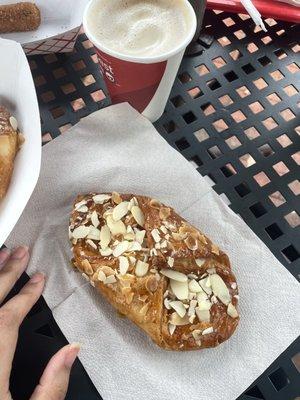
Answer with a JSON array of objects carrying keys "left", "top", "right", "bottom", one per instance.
[{"left": 69, "top": 193, "right": 239, "bottom": 350}]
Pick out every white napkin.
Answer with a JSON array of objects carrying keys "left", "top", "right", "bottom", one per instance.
[{"left": 7, "top": 104, "right": 300, "bottom": 400}]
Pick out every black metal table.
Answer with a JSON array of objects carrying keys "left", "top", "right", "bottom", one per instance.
[{"left": 9, "top": 9, "right": 300, "bottom": 400}]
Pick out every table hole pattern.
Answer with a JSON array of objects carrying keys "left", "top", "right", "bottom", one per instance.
[
  {"left": 25, "top": 13, "right": 300, "bottom": 400},
  {"left": 269, "top": 367, "right": 290, "bottom": 391}
]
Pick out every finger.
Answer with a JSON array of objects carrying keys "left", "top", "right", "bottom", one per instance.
[
  {"left": 0, "top": 246, "right": 29, "bottom": 304},
  {"left": 0, "top": 248, "right": 11, "bottom": 270},
  {"left": 0, "top": 273, "right": 45, "bottom": 396},
  {"left": 30, "top": 343, "right": 80, "bottom": 400}
]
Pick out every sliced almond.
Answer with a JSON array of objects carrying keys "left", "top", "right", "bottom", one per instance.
[
  {"left": 197, "top": 300, "right": 212, "bottom": 311},
  {"left": 207, "top": 268, "right": 216, "bottom": 274},
  {"left": 168, "top": 323, "right": 176, "bottom": 335},
  {"left": 202, "top": 326, "right": 213, "bottom": 335},
  {"left": 131, "top": 206, "right": 144, "bottom": 227},
  {"left": 82, "top": 272, "right": 89, "bottom": 281},
  {"left": 188, "top": 273, "right": 198, "bottom": 280},
  {"left": 74, "top": 200, "right": 87, "bottom": 210},
  {"left": 170, "top": 279, "right": 189, "bottom": 300},
  {"left": 100, "top": 225, "right": 111, "bottom": 249},
  {"left": 195, "top": 258, "right": 206, "bottom": 267},
  {"left": 169, "top": 301, "right": 186, "bottom": 318},
  {"left": 187, "top": 299, "right": 197, "bottom": 316},
  {"left": 164, "top": 298, "right": 171, "bottom": 310},
  {"left": 99, "top": 266, "right": 115, "bottom": 276},
  {"left": 9, "top": 115, "right": 18, "bottom": 131},
  {"left": 160, "top": 240, "right": 167, "bottom": 249},
  {"left": 211, "top": 244, "right": 220, "bottom": 255},
  {"left": 104, "top": 275, "right": 117, "bottom": 285},
  {"left": 167, "top": 257, "right": 174, "bottom": 268},
  {"left": 100, "top": 247, "right": 113, "bottom": 256},
  {"left": 135, "top": 260, "right": 149, "bottom": 277},
  {"left": 151, "top": 229, "right": 161, "bottom": 243},
  {"left": 172, "top": 232, "right": 186, "bottom": 241},
  {"left": 113, "top": 241, "right": 129, "bottom": 257},
  {"left": 129, "top": 256, "right": 136, "bottom": 265},
  {"left": 210, "top": 274, "right": 231, "bottom": 305},
  {"left": 150, "top": 248, "right": 158, "bottom": 256},
  {"left": 91, "top": 211, "right": 100, "bottom": 228},
  {"left": 227, "top": 302, "right": 239, "bottom": 318},
  {"left": 98, "top": 270, "right": 106, "bottom": 282},
  {"left": 195, "top": 308, "right": 210, "bottom": 323},
  {"left": 160, "top": 269, "right": 187, "bottom": 282},
  {"left": 119, "top": 256, "right": 129, "bottom": 275},
  {"left": 160, "top": 225, "right": 168, "bottom": 234},
  {"left": 127, "top": 225, "right": 134, "bottom": 234},
  {"left": 188, "top": 279, "right": 203, "bottom": 293},
  {"left": 86, "top": 239, "right": 97, "bottom": 250},
  {"left": 124, "top": 232, "right": 135, "bottom": 241},
  {"left": 87, "top": 226, "right": 101, "bottom": 241},
  {"left": 82, "top": 259, "right": 93, "bottom": 275},
  {"left": 135, "top": 230, "right": 146, "bottom": 244},
  {"left": 211, "top": 295, "right": 218, "bottom": 304},
  {"left": 119, "top": 274, "right": 135, "bottom": 287},
  {"left": 112, "top": 201, "right": 129, "bottom": 221},
  {"left": 169, "top": 312, "right": 190, "bottom": 326},
  {"left": 112, "top": 192, "right": 122, "bottom": 204},
  {"left": 149, "top": 199, "right": 161, "bottom": 209},
  {"left": 155, "top": 243, "right": 161, "bottom": 250},
  {"left": 199, "top": 277, "right": 212, "bottom": 295},
  {"left": 72, "top": 225, "right": 90, "bottom": 239},
  {"left": 159, "top": 207, "right": 171, "bottom": 220},
  {"left": 192, "top": 329, "right": 202, "bottom": 342},
  {"left": 128, "top": 241, "right": 142, "bottom": 252},
  {"left": 92, "top": 194, "right": 111, "bottom": 204},
  {"left": 205, "top": 276, "right": 211, "bottom": 288},
  {"left": 106, "top": 215, "right": 126, "bottom": 235},
  {"left": 122, "top": 287, "right": 134, "bottom": 304},
  {"left": 128, "top": 197, "right": 137, "bottom": 211},
  {"left": 77, "top": 205, "right": 88, "bottom": 213},
  {"left": 198, "top": 234, "right": 207, "bottom": 244},
  {"left": 146, "top": 275, "right": 158, "bottom": 292},
  {"left": 231, "top": 282, "right": 237, "bottom": 290},
  {"left": 184, "top": 236, "right": 198, "bottom": 251},
  {"left": 196, "top": 292, "right": 208, "bottom": 303},
  {"left": 188, "top": 292, "right": 196, "bottom": 300}
]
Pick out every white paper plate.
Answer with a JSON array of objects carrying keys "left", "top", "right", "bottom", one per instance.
[
  {"left": 0, "top": 38, "right": 41, "bottom": 247},
  {"left": 0, "top": 0, "right": 90, "bottom": 45}
]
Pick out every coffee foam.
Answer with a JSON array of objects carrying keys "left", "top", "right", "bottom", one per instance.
[{"left": 86, "top": 0, "right": 191, "bottom": 58}]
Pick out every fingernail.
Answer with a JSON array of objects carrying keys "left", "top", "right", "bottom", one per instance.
[
  {"left": 11, "top": 246, "right": 29, "bottom": 260},
  {"left": 0, "top": 248, "right": 11, "bottom": 266},
  {"left": 64, "top": 343, "right": 80, "bottom": 368},
  {"left": 30, "top": 272, "right": 45, "bottom": 284}
]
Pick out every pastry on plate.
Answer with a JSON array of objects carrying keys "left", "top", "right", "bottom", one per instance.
[
  {"left": 69, "top": 193, "right": 239, "bottom": 350},
  {"left": 0, "top": 2, "right": 41, "bottom": 33},
  {"left": 0, "top": 107, "right": 23, "bottom": 200}
]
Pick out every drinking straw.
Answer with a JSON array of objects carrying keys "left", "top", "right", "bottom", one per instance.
[{"left": 240, "top": 0, "right": 267, "bottom": 31}]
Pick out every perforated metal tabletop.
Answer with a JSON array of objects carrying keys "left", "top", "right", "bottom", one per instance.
[{"left": 9, "top": 9, "right": 300, "bottom": 400}]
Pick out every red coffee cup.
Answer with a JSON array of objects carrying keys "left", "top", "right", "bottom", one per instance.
[{"left": 83, "top": 0, "right": 197, "bottom": 122}]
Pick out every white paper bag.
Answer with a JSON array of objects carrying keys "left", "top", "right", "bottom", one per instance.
[{"left": 0, "top": 0, "right": 90, "bottom": 54}]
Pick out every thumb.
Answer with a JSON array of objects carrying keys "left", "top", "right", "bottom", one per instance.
[{"left": 30, "top": 343, "right": 80, "bottom": 400}]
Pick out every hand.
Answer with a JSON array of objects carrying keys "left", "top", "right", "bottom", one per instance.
[{"left": 0, "top": 246, "right": 80, "bottom": 400}]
